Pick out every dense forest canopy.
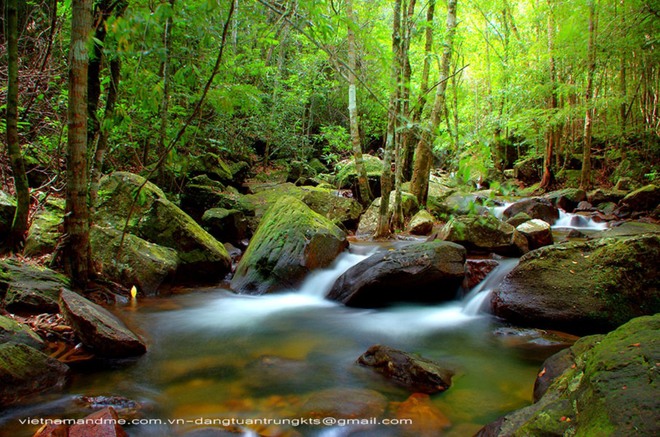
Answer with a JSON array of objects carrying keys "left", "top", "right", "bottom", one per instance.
[{"left": 1, "top": 0, "right": 659, "bottom": 219}]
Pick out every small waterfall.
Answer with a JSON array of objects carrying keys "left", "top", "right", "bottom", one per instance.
[
  {"left": 462, "top": 258, "right": 519, "bottom": 316},
  {"left": 553, "top": 211, "right": 607, "bottom": 230},
  {"left": 299, "top": 247, "right": 376, "bottom": 298}
]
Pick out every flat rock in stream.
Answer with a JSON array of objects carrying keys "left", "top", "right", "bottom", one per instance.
[
  {"left": 0, "top": 259, "right": 70, "bottom": 314},
  {"left": 326, "top": 241, "right": 466, "bottom": 307},
  {"left": 357, "top": 344, "right": 454, "bottom": 394},
  {"left": 59, "top": 289, "right": 146, "bottom": 358}
]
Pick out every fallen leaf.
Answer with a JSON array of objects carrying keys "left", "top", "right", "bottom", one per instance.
[
  {"left": 629, "top": 343, "right": 641, "bottom": 347},
  {"left": 538, "top": 368, "right": 547, "bottom": 377}
]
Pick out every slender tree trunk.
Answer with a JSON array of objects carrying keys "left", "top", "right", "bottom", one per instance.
[
  {"left": 540, "top": 0, "right": 557, "bottom": 189},
  {"left": 65, "top": 0, "right": 93, "bottom": 287},
  {"left": 158, "top": 0, "right": 175, "bottom": 186},
  {"left": 410, "top": 0, "right": 457, "bottom": 206},
  {"left": 580, "top": 0, "right": 597, "bottom": 190},
  {"left": 87, "top": 0, "right": 111, "bottom": 147},
  {"left": 4, "top": 0, "right": 30, "bottom": 252},
  {"left": 346, "top": 0, "right": 371, "bottom": 206},
  {"left": 375, "top": 0, "right": 403, "bottom": 238}
]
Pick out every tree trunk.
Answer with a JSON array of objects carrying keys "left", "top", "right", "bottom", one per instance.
[
  {"left": 158, "top": 0, "right": 175, "bottom": 186},
  {"left": 3, "top": 0, "right": 30, "bottom": 252},
  {"left": 375, "top": 0, "right": 403, "bottom": 239},
  {"left": 580, "top": 0, "right": 597, "bottom": 190},
  {"left": 540, "top": 0, "right": 557, "bottom": 189},
  {"left": 410, "top": 0, "right": 458, "bottom": 206},
  {"left": 64, "top": 0, "right": 93, "bottom": 288},
  {"left": 346, "top": 0, "right": 371, "bottom": 206}
]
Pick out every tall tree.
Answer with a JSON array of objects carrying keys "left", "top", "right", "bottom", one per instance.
[
  {"left": 3, "top": 0, "right": 31, "bottom": 252},
  {"left": 581, "top": 0, "right": 597, "bottom": 190},
  {"left": 540, "top": 0, "right": 558, "bottom": 189},
  {"left": 410, "top": 0, "right": 458, "bottom": 206},
  {"left": 64, "top": 0, "right": 93, "bottom": 287},
  {"left": 346, "top": 0, "right": 372, "bottom": 206}
]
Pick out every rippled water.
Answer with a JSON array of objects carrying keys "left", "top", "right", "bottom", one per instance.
[{"left": 1, "top": 246, "right": 556, "bottom": 437}]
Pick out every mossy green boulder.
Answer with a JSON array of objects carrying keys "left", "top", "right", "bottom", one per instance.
[
  {"left": 0, "top": 342, "right": 69, "bottom": 407},
  {"left": 356, "top": 191, "right": 419, "bottom": 236},
  {"left": 334, "top": 154, "right": 383, "bottom": 188},
  {"left": 491, "top": 234, "right": 660, "bottom": 335},
  {"left": 90, "top": 226, "right": 179, "bottom": 295},
  {"left": 24, "top": 197, "right": 65, "bottom": 258},
  {"left": 0, "top": 259, "right": 70, "bottom": 314},
  {"left": 0, "top": 315, "right": 43, "bottom": 349},
  {"left": 477, "top": 314, "right": 660, "bottom": 437},
  {"left": 231, "top": 196, "right": 348, "bottom": 295},
  {"left": 544, "top": 188, "right": 587, "bottom": 212},
  {"left": 407, "top": 210, "right": 435, "bottom": 235},
  {"left": 187, "top": 152, "right": 233, "bottom": 184},
  {"left": 621, "top": 183, "right": 659, "bottom": 212},
  {"left": 438, "top": 215, "right": 528, "bottom": 256},
  {"left": 95, "top": 172, "right": 231, "bottom": 282}
]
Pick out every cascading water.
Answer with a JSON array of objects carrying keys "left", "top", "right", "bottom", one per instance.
[
  {"left": 552, "top": 210, "right": 608, "bottom": 230},
  {"left": 462, "top": 258, "right": 519, "bottom": 315}
]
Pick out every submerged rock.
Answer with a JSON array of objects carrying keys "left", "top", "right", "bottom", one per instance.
[
  {"left": 59, "top": 289, "right": 146, "bottom": 358},
  {"left": 395, "top": 393, "right": 452, "bottom": 436},
  {"left": 0, "top": 342, "right": 69, "bottom": 407},
  {"left": 299, "top": 387, "right": 387, "bottom": 419},
  {"left": 438, "top": 215, "right": 528, "bottom": 256},
  {"left": 35, "top": 407, "right": 129, "bottom": 437},
  {"left": 0, "top": 259, "right": 70, "bottom": 314},
  {"left": 477, "top": 314, "right": 660, "bottom": 437},
  {"left": 491, "top": 234, "right": 660, "bottom": 335},
  {"left": 231, "top": 196, "right": 348, "bottom": 294},
  {"left": 357, "top": 344, "right": 454, "bottom": 394},
  {"left": 326, "top": 241, "right": 466, "bottom": 307}
]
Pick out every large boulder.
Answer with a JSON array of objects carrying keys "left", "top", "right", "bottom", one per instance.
[
  {"left": 587, "top": 188, "right": 627, "bottom": 206},
  {"left": 326, "top": 241, "right": 466, "bottom": 307},
  {"left": 407, "top": 210, "right": 435, "bottom": 235},
  {"left": 0, "top": 342, "right": 69, "bottom": 407},
  {"left": 231, "top": 196, "right": 348, "bottom": 294},
  {"left": 502, "top": 198, "right": 560, "bottom": 225},
  {"left": 300, "top": 188, "right": 363, "bottom": 230},
  {"left": 59, "top": 289, "right": 147, "bottom": 358},
  {"left": 620, "top": 184, "right": 659, "bottom": 212},
  {"left": 438, "top": 215, "right": 528, "bottom": 256},
  {"left": 513, "top": 156, "right": 542, "bottom": 185},
  {"left": 491, "top": 234, "right": 660, "bottom": 335},
  {"left": 24, "top": 197, "right": 65, "bottom": 257},
  {"left": 0, "top": 315, "right": 43, "bottom": 349},
  {"left": 516, "top": 219, "right": 553, "bottom": 250},
  {"left": 357, "top": 344, "right": 455, "bottom": 394},
  {"left": 0, "top": 259, "right": 70, "bottom": 314},
  {"left": 357, "top": 191, "right": 419, "bottom": 236},
  {"left": 544, "top": 188, "right": 586, "bottom": 212},
  {"left": 477, "top": 314, "right": 660, "bottom": 437},
  {"left": 95, "top": 172, "right": 231, "bottom": 281},
  {"left": 90, "top": 226, "right": 179, "bottom": 295},
  {"left": 187, "top": 152, "right": 233, "bottom": 184},
  {"left": 201, "top": 208, "right": 250, "bottom": 246},
  {"left": 334, "top": 154, "right": 383, "bottom": 202}
]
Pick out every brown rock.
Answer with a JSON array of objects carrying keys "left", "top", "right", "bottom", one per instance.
[
  {"left": 396, "top": 393, "right": 451, "bottom": 436},
  {"left": 464, "top": 259, "right": 499, "bottom": 289},
  {"left": 69, "top": 407, "right": 128, "bottom": 437},
  {"left": 300, "top": 388, "right": 387, "bottom": 419}
]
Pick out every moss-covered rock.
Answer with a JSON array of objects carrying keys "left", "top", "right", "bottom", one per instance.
[
  {"left": 621, "top": 184, "right": 659, "bottom": 212},
  {"left": 357, "top": 191, "right": 419, "bottom": 236},
  {"left": 513, "top": 156, "right": 542, "bottom": 185},
  {"left": 95, "top": 172, "right": 231, "bottom": 282},
  {"left": 505, "top": 212, "right": 532, "bottom": 228},
  {"left": 407, "top": 210, "right": 435, "bottom": 235},
  {"left": 327, "top": 241, "right": 466, "bottom": 307},
  {"left": 187, "top": 152, "right": 233, "bottom": 184},
  {"left": 0, "top": 259, "right": 70, "bottom": 314},
  {"left": 491, "top": 234, "right": 660, "bottom": 335},
  {"left": 90, "top": 226, "right": 179, "bottom": 295},
  {"left": 24, "top": 197, "right": 65, "bottom": 258},
  {"left": 477, "top": 314, "right": 660, "bottom": 437},
  {"left": 201, "top": 208, "right": 249, "bottom": 246},
  {"left": 0, "top": 315, "right": 43, "bottom": 349},
  {"left": 587, "top": 188, "right": 627, "bottom": 206},
  {"left": 544, "top": 188, "right": 587, "bottom": 212},
  {"left": 231, "top": 196, "right": 348, "bottom": 294},
  {"left": 0, "top": 191, "right": 16, "bottom": 240},
  {"left": 438, "top": 215, "right": 528, "bottom": 256},
  {"left": 334, "top": 154, "right": 383, "bottom": 202},
  {"left": 0, "top": 342, "right": 69, "bottom": 407}
]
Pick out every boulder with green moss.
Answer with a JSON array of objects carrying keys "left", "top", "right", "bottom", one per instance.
[
  {"left": 477, "top": 314, "right": 660, "bottom": 437},
  {"left": 356, "top": 192, "right": 419, "bottom": 236},
  {"left": 201, "top": 208, "right": 249, "bottom": 246},
  {"left": 437, "top": 215, "right": 528, "bottom": 256},
  {"left": 505, "top": 212, "right": 532, "bottom": 227},
  {"left": 90, "top": 226, "right": 179, "bottom": 295},
  {"left": 327, "top": 241, "right": 466, "bottom": 307},
  {"left": 95, "top": 172, "right": 231, "bottom": 282},
  {"left": 407, "top": 210, "right": 435, "bottom": 235},
  {"left": 334, "top": 155, "right": 383, "bottom": 201},
  {"left": 0, "top": 342, "right": 69, "bottom": 407},
  {"left": 0, "top": 191, "right": 16, "bottom": 239},
  {"left": 491, "top": 234, "right": 660, "bottom": 335},
  {"left": 231, "top": 196, "right": 348, "bottom": 295},
  {"left": 0, "top": 259, "right": 70, "bottom": 314},
  {"left": 24, "top": 197, "right": 65, "bottom": 257},
  {"left": 513, "top": 156, "right": 542, "bottom": 185},
  {"left": 0, "top": 315, "right": 43, "bottom": 349},
  {"left": 187, "top": 152, "right": 233, "bottom": 184},
  {"left": 620, "top": 184, "right": 659, "bottom": 212},
  {"left": 544, "top": 188, "right": 586, "bottom": 212}
]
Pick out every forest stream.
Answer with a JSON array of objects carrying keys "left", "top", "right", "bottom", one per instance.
[{"left": 0, "top": 214, "right": 609, "bottom": 437}]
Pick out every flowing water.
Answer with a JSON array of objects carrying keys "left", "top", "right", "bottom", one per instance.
[{"left": 1, "top": 245, "right": 560, "bottom": 437}]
